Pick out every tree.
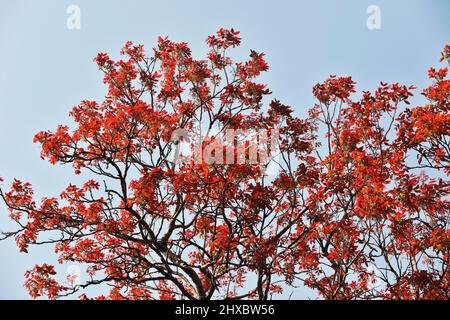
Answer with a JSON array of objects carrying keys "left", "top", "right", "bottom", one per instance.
[{"left": 0, "top": 30, "right": 448, "bottom": 300}]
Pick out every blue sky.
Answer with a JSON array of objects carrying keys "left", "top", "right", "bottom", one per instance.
[{"left": 0, "top": 0, "right": 449, "bottom": 299}]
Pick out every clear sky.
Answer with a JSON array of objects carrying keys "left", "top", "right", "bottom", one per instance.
[{"left": 0, "top": 0, "right": 449, "bottom": 299}]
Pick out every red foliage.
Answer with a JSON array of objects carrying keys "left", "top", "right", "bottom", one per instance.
[{"left": 0, "top": 30, "right": 449, "bottom": 300}]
